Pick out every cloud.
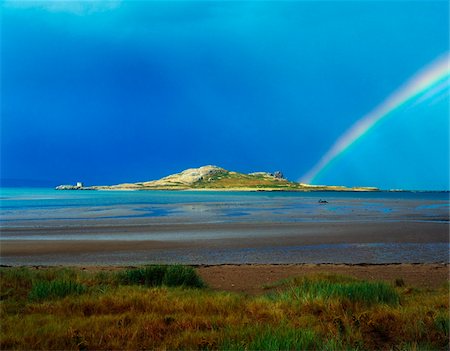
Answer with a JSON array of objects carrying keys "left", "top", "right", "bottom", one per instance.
[{"left": 3, "top": 0, "right": 122, "bottom": 15}]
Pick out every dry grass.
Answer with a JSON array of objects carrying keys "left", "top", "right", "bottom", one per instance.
[{"left": 0, "top": 266, "right": 448, "bottom": 350}]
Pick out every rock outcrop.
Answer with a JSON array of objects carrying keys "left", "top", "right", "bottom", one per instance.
[
  {"left": 55, "top": 184, "right": 82, "bottom": 190},
  {"left": 141, "top": 165, "right": 225, "bottom": 187},
  {"left": 55, "top": 184, "right": 94, "bottom": 190}
]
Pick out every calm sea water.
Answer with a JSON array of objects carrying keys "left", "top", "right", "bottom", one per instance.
[
  {"left": 1, "top": 187, "right": 449, "bottom": 226},
  {"left": 1, "top": 188, "right": 448, "bottom": 265}
]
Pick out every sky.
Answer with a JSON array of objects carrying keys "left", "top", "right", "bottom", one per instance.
[{"left": 1, "top": 0, "right": 449, "bottom": 190}]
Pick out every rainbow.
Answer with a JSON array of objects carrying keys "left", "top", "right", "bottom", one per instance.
[{"left": 301, "top": 52, "right": 450, "bottom": 184}]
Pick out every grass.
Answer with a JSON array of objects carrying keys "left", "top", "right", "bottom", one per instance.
[
  {"left": 270, "top": 275, "right": 400, "bottom": 306},
  {"left": 191, "top": 170, "right": 304, "bottom": 190},
  {"left": 0, "top": 267, "right": 448, "bottom": 350},
  {"left": 131, "top": 168, "right": 361, "bottom": 191},
  {"left": 118, "top": 265, "right": 205, "bottom": 288},
  {"left": 28, "top": 280, "right": 87, "bottom": 301},
  {"left": 221, "top": 325, "right": 321, "bottom": 350}
]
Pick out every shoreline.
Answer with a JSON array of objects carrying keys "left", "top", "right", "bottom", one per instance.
[
  {"left": 77, "top": 187, "right": 381, "bottom": 192},
  {"left": 195, "top": 263, "right": 450, "bottom": 293},
  {"left": 1, "top": 263, "right": 447, "bottom": 293}
]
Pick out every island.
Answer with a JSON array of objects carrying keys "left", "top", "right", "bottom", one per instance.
[{"left": 56, "top": 165, "right": 379, "bottom": 192}]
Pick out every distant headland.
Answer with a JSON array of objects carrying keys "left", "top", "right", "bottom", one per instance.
[{"left": 55, "top": 165, "right": 379, "bottom": 192}]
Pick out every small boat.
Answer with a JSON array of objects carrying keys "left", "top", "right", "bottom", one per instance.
[{"left": 318, "top": 199, "right": 328, "bottom": 204}]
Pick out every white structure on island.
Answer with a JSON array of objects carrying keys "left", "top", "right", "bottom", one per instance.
[{"left": 76, "top": 182, "right": 83, "bottom": 188}]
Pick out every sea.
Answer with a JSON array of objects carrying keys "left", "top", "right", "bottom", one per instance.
[{"left": 1, "top": 188, "right": 449, "bottom": 265}]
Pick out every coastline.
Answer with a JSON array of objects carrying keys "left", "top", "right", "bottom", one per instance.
[
  {"left": 79, "top": 187, "right": 380, "bottom": 192},
  {"left": 0, "top": 263, "right": 447, "bottom": 293}
]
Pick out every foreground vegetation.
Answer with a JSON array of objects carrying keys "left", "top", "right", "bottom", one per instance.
[{"left": 0, "top": 266, "right": 448, "bottom": 350}]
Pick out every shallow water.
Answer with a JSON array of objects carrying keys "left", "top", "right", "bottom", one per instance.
[
  {"left": 1, "top": 188, "right": 448, "bottom": 228},
  {"left": 1, "top": 188, "right": 448, "bottom": 265}
]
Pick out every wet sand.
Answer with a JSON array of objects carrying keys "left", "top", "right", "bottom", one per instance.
[{"left": 1, "top": 221, "right": 448, "bottom": 265}]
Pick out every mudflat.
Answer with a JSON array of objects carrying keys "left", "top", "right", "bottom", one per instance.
[
  {"left": 2, "top": 221, "right": 448, "bottom": 244},
  {"left": 1, "top": 221, "right": 448, "bottom": 265},
  {"left": 2, "top": 190, "right": 448, "bottom": 265}
]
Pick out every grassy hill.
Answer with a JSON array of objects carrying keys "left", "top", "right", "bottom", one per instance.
[
  {"left": 88, "top": 165, "right": 378, "bottom": 191},
  {"left": 191, "top": 169, "right": 302, "bottom": 190}
]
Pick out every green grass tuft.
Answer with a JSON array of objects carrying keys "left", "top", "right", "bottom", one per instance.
[
  {"left": 119, "top": 265, "right": 167, "bottom": 286},
  {"left": 248, "top": 327, "right": 318, "bottom": 350},
  {"left": 119, "top": 265, "right": 205, "bottom": 288},
  {"left": 434, "top": 313, "right": 449, "bottom": 337},
  {"left": 221, "top": 325, "right": 322, "bottom": 351},
  {"left": 162, "top": 265, "right": 205, "bottom": 288},
  {"left": 272, "top": 275, "right": 400, "bottom": 306},
  {"left": 28, "top": 279, "right": 87, "bottom": 301}
]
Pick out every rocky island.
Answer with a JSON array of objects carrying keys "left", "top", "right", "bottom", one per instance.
[{"left": 56, "top": 165, "right": 379, "bottom": 192}]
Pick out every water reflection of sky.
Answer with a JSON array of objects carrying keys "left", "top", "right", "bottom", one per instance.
[{"left": 1, "top": 190, "right": 449, "bottom": 227}]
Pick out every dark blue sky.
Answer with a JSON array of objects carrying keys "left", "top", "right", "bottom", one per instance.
[{"left": 1, "top": 1, "right": 449, "bottom": 190}]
